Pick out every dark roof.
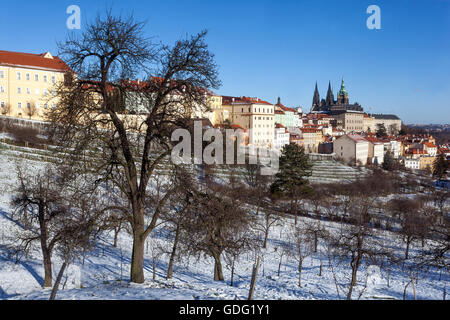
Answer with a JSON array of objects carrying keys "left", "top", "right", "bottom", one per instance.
[{"left": 370, "top": 114, "right": 400, "bottom": 120}]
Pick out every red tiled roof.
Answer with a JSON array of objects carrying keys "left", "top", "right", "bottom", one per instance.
[
  {"left": 0, "top": 50, "right": 72, "bottom": 72},
  {"left": 214, "top": 124, "right": 247, "bottom": 132},
  {"left": 423, "top": 142, "right": 437, "bottom": 148},
  {"left": 276, "top": 103, "right": 296, "bottom": 113},
  {"left": 222, "top": 96, "right": 273, "bottom": 106}
]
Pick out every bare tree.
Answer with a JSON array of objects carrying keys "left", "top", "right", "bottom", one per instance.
[
  {"left": 49, "top": 10, "right": 220, "bottom": 283},
  {"left": 182, "top": 170, "right": 255, "bottom": 281},
  {"left": 325, "top": 193, "right": 389, "bottom": 300},
  {"left": 12, "top": 163, "right": 103, "bottom": 289},
  {"left": 286, "top": 222, "right": 314, "bottom": 287}
]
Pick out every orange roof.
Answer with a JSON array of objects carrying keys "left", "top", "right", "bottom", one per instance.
[
  {"left": 0, "top": 50, "right": 71, "bottom": 72},
  {"left": 423, "top": 142, "right": 437, "bottom": 148},
  {"left": 222, "top": 96, "right": 273, "bottom": 106},
  {"left": 365, "top": 136, "right": 383, "bottom": 144},
  {"left": 214, "top": 124, "right": 247, "bottom": 132},
  {"left": 301, "top": 128, "right": 320, "bottom": 133},
  {"left": 276, "top": 103, "right": 296, "bottom": 113}
]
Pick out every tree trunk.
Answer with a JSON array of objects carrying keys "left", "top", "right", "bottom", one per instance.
[
  {"left": 130, "top": 230, "right": 145, "bottom": 283},
  {"left": 213, "top": 253, "right": 224, "bottom": 281},
  {"left": 298, "top": 258, "right": 303, "bottom": 287},
  {"left": 38, "top": 206, "right": 52, "bottom": 288},
  {"left": 319, "top": 261, "right": 322, "bottom": 277},
  {"left": 130, "top": 201, "right": 146, "bottom": 284},
  {"left": 113, "top": 228, "right": 119, "bottom": 248},
  {"left": 277, "top": 255, "right": 283, "bottom": 277},
  {"left": 49, "top": 261, "right": 68, "bottom": 300},
  {"left": 410, "top": 271, "right": 417, "bottom": 300},
  {"left": 248, "top": 256, "right": 260, "bottom": 300},
  {"left": 314, "top": 231, "right": 318, "bottom": 253},
  {"left": 42, "top": 249, "right": 53, "bottom": 288},
  {"left": 230, "top": 258, "right": 235, "bottom": 287},
  {"left": 167, "top": 219, "right": 182, "bottom": 280},
  {"left": 405, "top": 237, "right": 411, "bottom": 260}
]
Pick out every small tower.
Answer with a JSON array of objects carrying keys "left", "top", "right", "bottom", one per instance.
[{"left": 337, "top": 77, "right": 349, "bottom": 104}]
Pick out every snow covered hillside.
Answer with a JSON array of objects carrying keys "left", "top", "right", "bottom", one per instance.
[{"left": 0, "top": 149, "right": 448, "bottom": 300}]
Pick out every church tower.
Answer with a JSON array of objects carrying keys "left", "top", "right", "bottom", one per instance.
[
  {"left": 312, "top": 82, "right": 320, "bottom": 111},
  {"left": 325, "top": 81, "right": 334, "bottom": 106},
  {"left": 337, "top": 77, "right": 349, "bottom": 104}
]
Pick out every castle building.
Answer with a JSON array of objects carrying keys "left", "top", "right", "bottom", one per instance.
[{"left": 311, "top": 78, "right": 363, "bottom": 114}]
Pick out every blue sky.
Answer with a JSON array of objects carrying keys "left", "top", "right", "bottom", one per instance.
[{"left": 2, "top": 0, "right": 449, "bottom": 124}]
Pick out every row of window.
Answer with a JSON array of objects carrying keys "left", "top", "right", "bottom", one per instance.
[
  {"left": 15, "top": 87, "right": 56, "bottom": 96},
  {"left": 240, "top": 107, "right": 273, "bottom": 113},
  {"left": 0, "top": 101, "right": 56, "bottom": 109},
  {"left": 13, "top": 72, "right": 56, "bottom": 83}
]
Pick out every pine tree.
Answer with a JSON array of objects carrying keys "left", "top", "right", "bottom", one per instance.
[
  {"left": 382, "top": 151, "right": 398, "bottom": 171},
  {"left": 270, "top": 143, "right": 313, "bottom": 223},
  {"left": 376, "top": 123, "right": 387, "bottom": 138},
  {"left": 433, "top": 154, "right": 448, "bottom": 180}
]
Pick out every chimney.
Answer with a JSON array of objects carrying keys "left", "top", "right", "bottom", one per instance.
[{"left": 277, "top": 97, "right": 281, "bottom": 105}]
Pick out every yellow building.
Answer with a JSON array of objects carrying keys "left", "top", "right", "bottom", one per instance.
[
  {"left": 0, "top": 50, "right": 71, "bottom": 120},
  {"left": 419, "top": 156, "right": 436, "bottom": 171},
  {"left": 222, "top": 96, "right": 275, "bottom": 148}
]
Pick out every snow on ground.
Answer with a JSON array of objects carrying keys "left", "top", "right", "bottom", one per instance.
[{"left": 0, "top": 149, "right": 448, "bottom": 300}]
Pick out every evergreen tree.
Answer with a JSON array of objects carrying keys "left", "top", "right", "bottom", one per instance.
[
  {"left": 433, "top": 154, "right": 448, "bottom": 179},
  {"left": 270, "top": 143, "right": 313, "bottom": 223},
  {"left": 376, "top": 123, "right": 387, "bottom": 138},
  {"left": 382, "top": 151, "right": 398, "bottom": 171}
]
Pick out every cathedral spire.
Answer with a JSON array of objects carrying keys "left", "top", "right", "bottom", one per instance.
[
  {"left": 337, "top": 77, "right": 349, "bottom": 104},
  {"left": 312, "top": 82, "right": 320, "bottom": 109},
  {"left": 339, "top": 77, "right": 348, "bottom": 96},
  {"left": 326, "top": 81, "right": 334, "bottom": 106}
]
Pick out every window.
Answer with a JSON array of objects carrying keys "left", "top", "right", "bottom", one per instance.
[
  {"left": 43, "top": 89, "right": 48, "bottom": 96},
  {"left": 35, "top": 74, "right": 39, "bottom": 81},
  {"left": 35, "top": 88, "right": 40, "bottom": 95},
  {"left": 43, "top": 75, "right": 47, "bottom": 82},
  {"left": 1, "top": 102, "right": 5, "bottom": 108},
  {"left": 36, "top": 103, "right": 40, "bottom": 109},
  {"left": 52, "top": 76, "right": 56, "bottom": 83},
  {"left": 44, "top": 103, "right": 48, "bottom": 109},
  {"left": 27, "top": 88, "right": 31, "bottom": 94},
  {"left": 0, "top": 70, "right": 4, "bottom": 78},
  {"left": 52, "top": 90, "right": 56, "bottom": 96},
  {"left": 27, "top": 102, "right": 31, "bottom": 109},
  {"left": 0, "top": 86, "right": 4, "bottom": 93},
  {"left": 17, "top": 72, "right": 21, "bottom": 80},
  {"left": 26, "top": 73, "right": 30, "bottom": 81},
  {"left": 17, "top": 87, "right": 22, "bottom": 94},
  {"left": 51, "top": 103, "right": 56, "bottom": 109},
  {"left": 18, "top": 102, "right": 22, "bottom": 108}
]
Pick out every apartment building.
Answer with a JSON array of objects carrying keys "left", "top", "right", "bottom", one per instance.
[
  {"left": 0, "top": 50, "right": 71, "bottom": 120},
  {"left": 273, "top": 123, "right": 290, "bottom": 152},
  {"left": 222, "top": 96, "right": 275, "bottom": 149},
  {"left": 334, "top": 134, "right": 369, "bottom": 165}
]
